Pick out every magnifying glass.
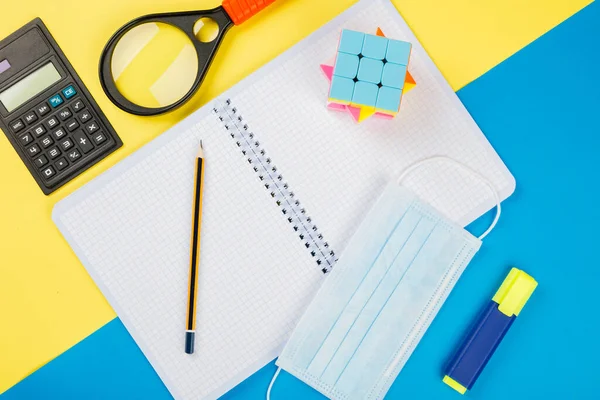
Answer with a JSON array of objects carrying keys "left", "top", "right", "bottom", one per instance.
[{"left": 99, "top": 0, "right": 276, "bottom": 116}]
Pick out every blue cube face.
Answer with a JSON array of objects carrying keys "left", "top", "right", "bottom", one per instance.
[
  {"left": 334, "top": 53, "right": 360, "bottom": 79},
  {"left": 329, "top": 76, "right": 355, "bottom": 103},
  {"left": 381, "top": 63, "right": 407, "bottom": 89},
  {"left": 362, "top": 35, "right": 388, "bottom": 60},
  {"left": 352, "top": 81, "right": 379, "bottom": 107},
  {"left": 357, "top": 58, "right": 384, "bottom": 84},
  {"left": 386, "top": 39, "right": 411, "bottom": 65},
  {"left": 338, "top": 30, "right": 365, "bottom": 55},
  {"left": 376, "top": 86, "right": 403, "bottom": 112}
]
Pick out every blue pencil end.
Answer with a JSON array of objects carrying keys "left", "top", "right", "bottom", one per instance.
[{"left": 185, "top": 331, "right": 195, "bottom": 354}]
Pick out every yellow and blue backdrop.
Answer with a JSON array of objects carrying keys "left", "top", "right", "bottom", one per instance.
[{"left": 0, "top": 0, "right": 598, "bottom": 398}]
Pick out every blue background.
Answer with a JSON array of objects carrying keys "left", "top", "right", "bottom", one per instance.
[{"left": 3, "top": 2, "right": 599, "bottom": 399}]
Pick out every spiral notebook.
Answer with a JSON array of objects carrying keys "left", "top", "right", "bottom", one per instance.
[{"left": 52, "top": 0, "right": 515, "bottom": 399}]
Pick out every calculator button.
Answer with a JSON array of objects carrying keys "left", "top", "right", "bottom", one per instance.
[
  {"left": 58, "top": 107, "right": 72, "bottom": 121},
  {"left": 49, "top": 94, "right": 64, "bottom": 108},
  {"left": 59, "top": 138, "right": 74, "bottom": 150},
  {"left": 78, "top": 110, "right": 92, "bottom": 123},
  {"left": 73, "top": 130, "right": 94, "bottom": 154},
  {"left": 10, "top": 119, "right": 25, "bottom": 133},
  {"left": 72, "top": 99, "right": 84, "bottom": 112},
  {"left": 41, "top": 166, "right": 56, "bottom": 179},
  {"left": 37, "top": 103, "right": 51, "bottom": 116},
  {"left": 40, "top": 135, "right": 54, "bottom": 148},
  {"left": 24, "top": 111, "right": 38, "bottom": 125},
  {"left": 34, "top": 154, "right": 48, "bottom": 168},
  {"left": 55, "top": 158, "right": 68, "bottom": 171},
  {"left": 52, "top": 127, "right": 67, "bottom": 140},
  {"left": 91, "top": 131, "right": 107, "bottom": 146},
  {"left": 66, "top": 148, "right": 81, "bottom": 162},
  {"left": 32, "top": 124, "right": 46, "bottom": 137},
  {"left": 66, "top": 119, "right": 79, "bottom": 132},
  {"left": 84, "top": 121, "right": 99, "bottom": 135},
  {"left": 62, "top": 85, "right": 77, "bottom": 99},
  {"left": 19, "top": 132, "right": 34, "bottom": 146},
  {"left": 48, "top": 147, "right": 61, "bottom": 159},
  {"left": 45, "top": 116, "right": 59, "bottom": 130},
  {"left": 26, "top": 143, "right": 41, "bottom": 157}
]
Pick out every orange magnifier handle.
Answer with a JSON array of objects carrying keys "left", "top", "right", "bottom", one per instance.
[{"left": 223, "top": 0, "right": 278, "bottom": 25}]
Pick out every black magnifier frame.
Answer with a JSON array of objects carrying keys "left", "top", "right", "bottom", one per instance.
[{"left": 99, "top": 7, "right": 233, "bottom": 116}]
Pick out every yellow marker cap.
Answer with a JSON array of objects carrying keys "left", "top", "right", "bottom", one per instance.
[
  {"left": 443, "top": 375, "right": 467, "bottom": 394},
  {"left": 492, "top": 267, "right": 538, "bottom": 317}
]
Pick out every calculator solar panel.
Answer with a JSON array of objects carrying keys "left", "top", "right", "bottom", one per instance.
[{"left": 0, "top": 18, "right": 122, "bottom": 195}]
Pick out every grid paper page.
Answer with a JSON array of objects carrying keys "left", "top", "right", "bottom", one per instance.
[
  {"left": 53, "top": 0, "right": 515, "bottom": 399},
  {"left": 53, "top": 107, "right": 324, "bottom": 400},
  {"left": 223, "top": 0, "right": 515, "bottom": 255}
]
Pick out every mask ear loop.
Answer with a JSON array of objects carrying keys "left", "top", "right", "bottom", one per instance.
[
  {"left": 397, "top": 156, "right": 501, "bottom": 240},
  {"left": 266, "top": 367, "right": 282, "bottom": 400}
]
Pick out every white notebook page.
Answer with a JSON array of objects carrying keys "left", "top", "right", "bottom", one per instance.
[{"left": 53, "top": 0, "right": 515, "bottom": 399}]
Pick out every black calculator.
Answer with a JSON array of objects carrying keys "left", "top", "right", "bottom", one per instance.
[{"left": 0, "top": 18, "right": 122, "bottom": 195}]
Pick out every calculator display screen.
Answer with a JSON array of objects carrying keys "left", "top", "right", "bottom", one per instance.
[{"left": 0, "top": 62, "right": 61, "bottom": 112}]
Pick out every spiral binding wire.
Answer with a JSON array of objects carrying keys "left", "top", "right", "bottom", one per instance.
[{"left": 213, "top": 99, "right": 337, "bottom": 273}]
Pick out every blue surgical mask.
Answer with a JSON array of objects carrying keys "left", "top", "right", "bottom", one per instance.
[{"left": 268, "top": 157, "right": 501, "bottom": 400}]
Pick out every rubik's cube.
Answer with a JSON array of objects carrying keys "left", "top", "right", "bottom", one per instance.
[{"left": 321, "top": 28, "right": 416, "bottom": 123}]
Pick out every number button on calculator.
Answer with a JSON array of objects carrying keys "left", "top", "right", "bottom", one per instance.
[
  {"left": 34, "top": 154, "right": 48, "bottom": 167},
  {"left": 27, "top": 144, "right": 41, "bottom": 157},
  {"left": 41, "top": 166, "right": 55, "bottom": 179},
  {"left": 40, "top": 136, "right": 54, "bottom": 148},
  {"left": 48, "top": 147, "right": 60, "bottom": 159},
  {"left": 60, "top": 138, "right": 73, "bottom": 151},
  {"left": 33, "top": 124, "right": 46, "bottom": 137},
  {"left": 45, "top": 116, "right": 59, "bottom": 130},
  {"left": 19, "top": 132, "right": 34, "bottom": 146},
  {"left": 52, "top": 127, "right": 66, "bottom": 140}
]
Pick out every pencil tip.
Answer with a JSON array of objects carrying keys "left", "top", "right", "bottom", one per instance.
[{"left": 200, "top": 140, "right": 203, "bottom": 149}]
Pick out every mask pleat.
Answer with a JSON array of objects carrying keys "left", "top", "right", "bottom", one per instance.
[
  {"left": 337, "top": 224, "right": 467, "bottom": 398},
  {"left": 307, "top": 209, "right": 424, "bottom": 379},
  {"left": 284, "top": 185, "right": 413, "bottom": 370},
  {"left": 276, "top": 184, "right": 483, "bottom": 400}
]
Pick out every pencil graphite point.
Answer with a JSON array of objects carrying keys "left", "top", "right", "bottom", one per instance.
[{"left": 198, "top": 140, "right": 205, "bottom": 158}]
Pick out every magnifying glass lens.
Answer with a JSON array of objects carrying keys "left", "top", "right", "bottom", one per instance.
[{"left": 110, "top": 22, "right": 199, "bottom": 109}]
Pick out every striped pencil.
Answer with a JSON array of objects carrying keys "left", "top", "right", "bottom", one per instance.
[{"left": 185, "top": 141, "right": 205, "bottom": 354}]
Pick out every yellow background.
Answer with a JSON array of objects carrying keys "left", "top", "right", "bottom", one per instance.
[{"left": 0, "top": 0, "right": 591, "bottom": 393}]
